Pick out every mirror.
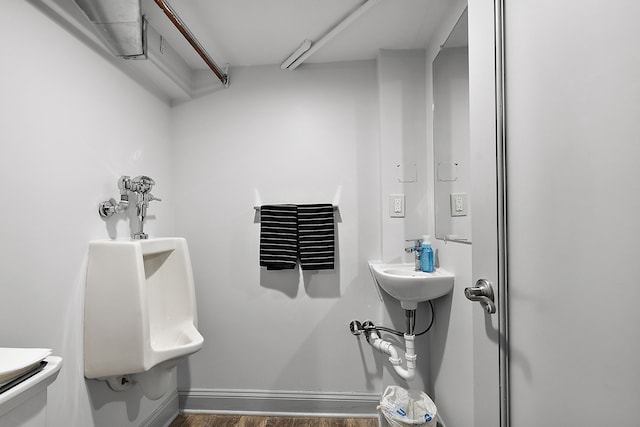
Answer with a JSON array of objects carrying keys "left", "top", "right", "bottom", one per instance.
[{"left": 433, "top": 8, "right": 470, "bottom": 243}]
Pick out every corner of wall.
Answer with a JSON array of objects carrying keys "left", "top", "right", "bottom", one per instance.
[{"left": 377, "top": 49, "right": 428, "bottom": 263}]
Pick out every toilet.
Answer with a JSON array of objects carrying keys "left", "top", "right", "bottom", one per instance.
[
  {"left": 0, "top": 348, "right": 62, "bottom": 427},
  {"left": 84, "top": 237, "right": 203, "bottom": 399}
]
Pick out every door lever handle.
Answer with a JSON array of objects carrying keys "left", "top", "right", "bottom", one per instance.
[{"left": 464, "top": 279, "right": 496, "bottom": 314}]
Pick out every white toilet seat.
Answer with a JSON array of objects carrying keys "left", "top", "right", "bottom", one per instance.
[{"left": 0, "top": 348, "right": 51, "bottom": 388}]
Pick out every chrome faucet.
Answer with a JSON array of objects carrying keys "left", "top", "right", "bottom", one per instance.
[
  {"left": 98, "top": 175, "right": 161, "bottom": 239},
  {"left": 404, "top": 238, "right": 423, "bottom": 271}
]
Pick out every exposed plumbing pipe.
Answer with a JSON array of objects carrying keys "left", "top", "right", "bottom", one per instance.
[
  {"left": 282, "top": 0, "right": 381, "bottom": 70},
  {"left": 368, "top": 331, "right": 417, "bottom": 380},
  {"left": 97, "top": 175, "right": 162, "bottom": 240},
  {"left": 351, "top": 309, "right": 422, "bottom": 380},
  {"left": 152, "top": 0, "right": 229, "bottom": 87}
]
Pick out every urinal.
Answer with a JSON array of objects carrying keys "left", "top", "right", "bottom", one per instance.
[{"left": 84, "top": 237, "right": 203, "bottom": 399}]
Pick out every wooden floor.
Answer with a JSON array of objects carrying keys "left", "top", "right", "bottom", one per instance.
[{"left": 169, "top": 415, "right": 379, "bottom": 427}]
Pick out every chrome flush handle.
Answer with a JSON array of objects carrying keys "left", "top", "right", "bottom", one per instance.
[{"left": 464, "top": 279, "right": 496, "bottom": 314}]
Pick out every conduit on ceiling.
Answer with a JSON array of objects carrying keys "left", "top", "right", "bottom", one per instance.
[
  {"left": 73, "top": 0, "right": 229, "bottom": 87},
  {"left": 281, "top": 0, "right": 381, "bottom": 70}
]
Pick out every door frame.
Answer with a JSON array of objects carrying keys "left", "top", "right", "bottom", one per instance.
[{"left": 469, "top": 0, "right": 509, "bottom": 425}]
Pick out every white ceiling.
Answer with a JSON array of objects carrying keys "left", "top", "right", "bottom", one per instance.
[{"left": 141, "top": 0, "right": 452, "bottom": 69}]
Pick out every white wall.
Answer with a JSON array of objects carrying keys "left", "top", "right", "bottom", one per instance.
[
  {"left": 378, "top": 49, "right": 429, "bottom": 262},
  {"left": 171, "top": 63, "right": 386, "bottom": 401},
  {"left": 377, "top": 49, "right": 431, "bottom": 394},
  {"left": 506, "top": 1, "right": 640, "bottom": 425},
  {"left": 423, "top": 1, "right": 474, "bottom": 426},
  {"left": 0, "top": 2, "right": 175, "bottom": 426}
]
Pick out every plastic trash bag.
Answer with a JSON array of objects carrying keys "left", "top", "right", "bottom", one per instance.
[{"left": 378, "top": 385, "right": 437, "bottom": 427}]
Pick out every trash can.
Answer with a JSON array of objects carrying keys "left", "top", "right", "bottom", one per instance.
[{"left": 378, "top": 385, "right": 437, "bottom": 427}]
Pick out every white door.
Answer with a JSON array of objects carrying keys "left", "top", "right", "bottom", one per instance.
[{"left": 468, "top": 0, "right": 506, "bottom": 426}]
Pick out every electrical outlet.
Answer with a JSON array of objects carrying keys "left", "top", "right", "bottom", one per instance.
[
  {"left": 389, "top": 194, "right": 405, "bottom": 218},
  {"left": 450, "top": 193, "right": 468, "bottom": 217}
]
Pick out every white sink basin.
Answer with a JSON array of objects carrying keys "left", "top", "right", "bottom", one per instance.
[{"left": 369, "top": 261, "right": 454, "bottom": 309}]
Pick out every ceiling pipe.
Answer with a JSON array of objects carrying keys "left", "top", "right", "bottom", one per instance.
[
  {"left": 152, "top": 0, "right": 229, "bottom": 87},
  {"left": 281, "top": 0, "right": 381, "bottom": 70}
]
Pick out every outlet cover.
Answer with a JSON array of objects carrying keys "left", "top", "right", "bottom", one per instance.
[
  {"left": 389, "top": 194, "right": 405, "bottom": 218},
  {"left": 450, "top": 193, "right": 468, "bottom": 217}
]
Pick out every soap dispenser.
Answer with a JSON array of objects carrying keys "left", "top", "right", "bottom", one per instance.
[{"left": 420, "top": 235, "right": 434, "bottom": 273}]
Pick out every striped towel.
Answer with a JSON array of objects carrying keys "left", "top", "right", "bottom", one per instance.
[
  {"left": 259, "top": 205, "right": 298, "bottom": 270},
  {"left": 297, "top": 204, "right": 335, "bottom": 270}
]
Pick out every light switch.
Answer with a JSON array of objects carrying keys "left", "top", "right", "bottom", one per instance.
[
  {"left": 450, "top": 193, "right": 468, "bottom": 217},
  {"left": 389, "top": 194, "right": 405, "bottom": 218}
]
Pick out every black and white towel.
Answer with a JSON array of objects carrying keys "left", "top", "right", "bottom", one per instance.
[
  {"left": 297, "top": 204, "right": 335, "bottom": 270},
  {"left": 259, "top": 205, "right": 298, "bottom": 270}
]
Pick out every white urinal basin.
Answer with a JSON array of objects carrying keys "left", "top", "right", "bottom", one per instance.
[{"left": 84, "top": 238, "right": 203, "bottom": 383}]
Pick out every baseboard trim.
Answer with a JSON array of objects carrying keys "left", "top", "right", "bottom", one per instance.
[
  {"left": 179, "top": 389, "right": 381, "bottom": 418},
  {"left": 140, "top": 389, "right": 180, "bottom": 427}
]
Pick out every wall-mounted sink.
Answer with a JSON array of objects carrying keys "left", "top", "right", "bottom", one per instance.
[{"left": 369, "top": 261, "right": 454, "bottom": 309}]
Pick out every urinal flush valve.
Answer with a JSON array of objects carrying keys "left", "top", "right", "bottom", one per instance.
[{"left": 98, "top": 175, "right": 162, "bottom": 239}]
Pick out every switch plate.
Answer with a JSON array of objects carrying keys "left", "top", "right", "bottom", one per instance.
[
  {"left": 390, "top": 194, "right": 405, "bottom": 218},
  {"left": 450, "top": 193, "right": 468, "bottom": 217}
]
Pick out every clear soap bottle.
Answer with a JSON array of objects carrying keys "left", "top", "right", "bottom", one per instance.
[{"left": 420, "top": 235, "right": 434, "bottom": 273}]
